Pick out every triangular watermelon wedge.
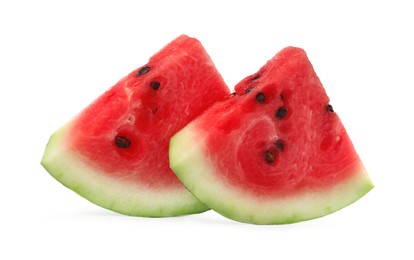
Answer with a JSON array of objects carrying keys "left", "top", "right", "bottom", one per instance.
[
  {"left": 41, "top": 35, "right": 230, "bottom": 216},
  {"left": 169, "top": 46, "right": 374, "bottom": 224}
]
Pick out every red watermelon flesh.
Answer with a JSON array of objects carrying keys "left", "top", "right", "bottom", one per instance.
[
  {"left": 41, "top": 35, "right": 230, "bottom": 216},
  {"left": 169, "top": 46, "right": 374, "bottom": 224}
]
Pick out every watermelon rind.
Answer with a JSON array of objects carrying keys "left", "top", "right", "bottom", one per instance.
[
  {"left": 169, "top": 123, "right": 374, "bottom": 224},
  {"left": 42, "top": 124, "right": 209, "bottom": 217}
]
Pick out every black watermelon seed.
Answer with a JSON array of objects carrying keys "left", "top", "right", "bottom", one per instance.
[
  {"left": 275, "top": 140, "right": 285, "bottom": 151},
  {"left": 326, "top": 104, "right": 334, "bottom": 112},
  {"left": 245, "top": 87, "right": 253, "bottom": 94},
  {"left": 264, "top": 151, "right": 275, "bottom": 164},
  {"left": 251, "top": 74, "right": 260, "bottom": 81},
  {"left": 150, "top": 81, "right": 160, "bottom": 90},
  {"left": 137, "top": 66, "right": 150, "bottom": 76},
  {"left": 276, "top": 107, "right": 288, "bottom": 119},
  {"left": 115, "top": 136, "right": 131, "bottom": 148},
  {"left": 229, "top": 92, "right": 236, "bottom": 97},
  {"left": 255, "top": 92, "right": 265, "bottom": 103}
]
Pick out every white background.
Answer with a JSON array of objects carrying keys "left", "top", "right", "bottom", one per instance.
[{"left": 1, "top": 0, "right": 413, "bottom": 259}]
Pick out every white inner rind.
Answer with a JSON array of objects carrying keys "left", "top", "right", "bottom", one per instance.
[
  {"left": 169, "top": 123, "right": 374, "bottom": 224},
  {"left": 41, "top": 124, "right": 208, "bottom": 217}
]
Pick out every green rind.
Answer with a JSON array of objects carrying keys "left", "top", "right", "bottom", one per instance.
[
  {"left": 41, "top": 124, "right": 209, "bottom": 217},
  {"left": 169, "top": 123, "right": 374, "bottom": 224}
]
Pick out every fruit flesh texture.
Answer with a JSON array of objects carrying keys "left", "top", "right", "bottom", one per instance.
[
  {"left": 200, "top": 47, "right": 361, "bottom": 196},
  {"left": 41, "top": 35, "right": 230, "bottom": 216},
  {"left": 70, "top": 35, "right": 229, "bottom": 188},
  {"left": 170, "top": 46, "right": 373, "bottom": 224}
]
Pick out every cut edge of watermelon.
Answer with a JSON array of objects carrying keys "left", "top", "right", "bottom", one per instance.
[
  {"left": 169, "top": 123, "right": 374, "bottom": 224},
  {"left": 41, "top": 124, "right": 209, "bottom": 217}
]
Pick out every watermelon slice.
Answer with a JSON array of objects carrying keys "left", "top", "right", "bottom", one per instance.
[
  {"left": 169, "top": 47, "right": 374, "bottom": 224},
  {"left": 41, "top": 35, "right": 230, "bottom": 217}
]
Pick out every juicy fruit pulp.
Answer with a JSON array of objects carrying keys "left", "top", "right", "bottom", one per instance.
[
  {"left": 41, "top": 35, "right": 230, "bottom": 217},
  {"left": 170, "top": 47, "right": 373, "bottom": 224}
]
